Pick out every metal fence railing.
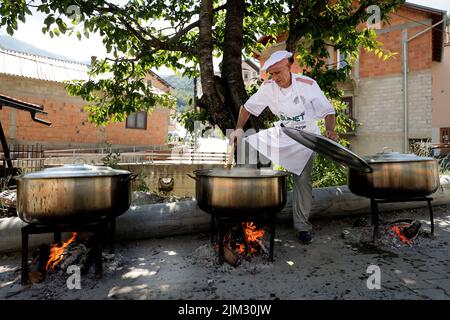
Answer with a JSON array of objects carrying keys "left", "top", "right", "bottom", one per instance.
[
  {"left": 1, "top": 144, "right": 45, "bottom": 173},
  {"left": 43, "top": 148, "right": 227, "bottom": 166}
]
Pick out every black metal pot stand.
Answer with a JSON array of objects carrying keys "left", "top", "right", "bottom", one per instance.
[
  {"left": 21, "top": 216, "right": 116, "bottom": 285},
  {"left": 370, "top": 197, "right": 434, "bottom": 242}
]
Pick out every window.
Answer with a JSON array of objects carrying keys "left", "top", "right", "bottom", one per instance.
[
  {"left": 126, "top": 111, "right": 147, "bottom": 129},
  {"left": 337, "top": 50, "right": 348, "bottom": 69},
  {"left": 441, "top": 128, "right": 450, "bottom": 143},
  {"left": 341, "top": 96, "right": 354, "bottom": 119},
  {"left": 340, "top": 96, "right": 355, "bottom": 133},
  {"left": 243, "top": 71, "right": 249, "bottom": 81},
  {"left": 146, "top": 79, "right": 152, "bottom": 87}
]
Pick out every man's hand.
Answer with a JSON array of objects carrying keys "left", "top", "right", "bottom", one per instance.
[
  {"left": 325, "top": 130, "right": 339, "bottom": 141},
  {"left": 324, "top": 114, "right": 338, "bottom": 141},
  {"left": 230, "top": 128, "right": 244, "bottom": 146}
]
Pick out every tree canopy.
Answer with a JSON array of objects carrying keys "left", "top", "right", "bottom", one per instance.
[{"left": 1, "top": 0, "right": 404, "bottom": 133}]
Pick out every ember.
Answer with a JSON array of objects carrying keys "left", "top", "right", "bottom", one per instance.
[
  {"left": 390, "top": 220, "right": 422, "bottom": 245},
  {"left": 371, "top": 219, "right": 424, "bottom": 248},
  {"left": 391, "top": 225, "right": 413, "bottom": 244}
]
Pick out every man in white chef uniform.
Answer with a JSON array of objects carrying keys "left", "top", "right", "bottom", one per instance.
[{"left": 230, "top": 50, "right": 338, "bottom": 244}]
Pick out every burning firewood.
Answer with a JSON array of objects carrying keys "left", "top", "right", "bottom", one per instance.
[
  {"left": 46, "top": 233, "right": 78, "bottom": 272},
  {"left": 223, "top": 245, "right": 241, "bottom": 267},
  {"left": 401, "top": 220, "right": 421, "bottom": 240},
  {"left": 27, "top": 232, "right": 98, "bottom": 283},
  {"left": 388, "top": 219, "right": 422, "bottom": 245},
  {"left": 29, "top": 244, "right": 50, "bottom": 284},
  {"left": 213, "top": 243, "right": 241, "bottom": 267},
  {"left": 236, "top": 222, "right": 266, "bottom": 258}
]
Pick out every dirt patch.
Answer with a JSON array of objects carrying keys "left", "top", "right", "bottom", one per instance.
[{"left": 1, "top": 205, "right": 450, "bottom": 300}]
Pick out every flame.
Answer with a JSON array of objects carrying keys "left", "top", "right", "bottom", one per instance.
[
  {"left": 46, "top": 232, "right": 78, "bottom": 271},
  {"left": 391, "top": 226, "right": 413, "bottom": 244},
  {"left": 236, "top": 222, "right": 265, "bottom": 255}
]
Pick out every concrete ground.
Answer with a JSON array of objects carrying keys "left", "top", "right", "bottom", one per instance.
[{"left": 1, "top": 204, "right": 449, "bottom": 300}]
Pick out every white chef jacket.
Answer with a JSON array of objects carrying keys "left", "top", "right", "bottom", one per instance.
[{"left": 244, "top": 74, "right": 335, "bottom": 175}]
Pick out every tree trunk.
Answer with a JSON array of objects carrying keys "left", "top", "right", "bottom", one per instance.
[
  {"left": 286, "top": 0, "right": 306, "bottom": 52},
  {"left": 221, "top": 0, "right": 246, "bottom": 128},
  {"left": 220, "top": 0, "right": 271, "bottom": 132},
  {"left": 198, "top": 0, "right": 271, "bottom": 134},
  {"left": 198, "top": 0, "right": 231, "bottom": 133}
]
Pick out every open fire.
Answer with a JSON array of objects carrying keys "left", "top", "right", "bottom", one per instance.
[
  {"left": 236, "top": 222, "right": 266, "bottom": 255},
  {"left": 28, "top": 232, "right": 95, "bottom": 284},
  {"left": 46, "top": 232, "right": 78, "bottom": 271},
  {"left": 215, "top": 222, "right": 267, "bottom": 266}
]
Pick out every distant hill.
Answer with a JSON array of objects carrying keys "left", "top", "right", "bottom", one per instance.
[
  {"left": 0, "top": 35, "right": 82, "bottom": 63},
  {"left": 162, "top": 74, "right": 195, "bottom": 112}
]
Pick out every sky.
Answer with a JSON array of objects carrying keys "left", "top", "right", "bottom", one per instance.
[{"left": 0, "top": 0, "right": 448, "bottom": 75}]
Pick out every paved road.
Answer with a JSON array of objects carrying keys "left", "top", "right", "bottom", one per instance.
[{"left": 1, "top": 205, "right": 449, "bottom": 300}]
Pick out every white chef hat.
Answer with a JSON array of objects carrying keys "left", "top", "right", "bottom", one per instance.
[{"left": 261, "top": 50, "right": 293, "bottom": 71}]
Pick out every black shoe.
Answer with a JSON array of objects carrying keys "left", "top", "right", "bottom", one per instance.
[{"left": 298, "top": 231, "right": 313, "bottom": 244}]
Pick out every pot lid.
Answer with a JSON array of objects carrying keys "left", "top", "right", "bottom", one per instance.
[
  {"left": 194, "top": 167, "right": 289, "bottom": 178},
  {"left": 17, "top": 164, "right": 131, "bottom": 179},
  {"left": 281, "top": 124, "right": 373, "bottom": 173},
  {"left": 364, "top": 150, "right": 435, "bottom": 163}
]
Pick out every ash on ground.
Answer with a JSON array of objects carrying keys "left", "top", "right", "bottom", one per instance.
[{"left": 188, "top": 243, "right": 274, "bottom": 274}]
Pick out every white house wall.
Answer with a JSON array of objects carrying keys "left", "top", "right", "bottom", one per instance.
[{"left": 350, "top": 70, "right": 432, "bottom": 155}]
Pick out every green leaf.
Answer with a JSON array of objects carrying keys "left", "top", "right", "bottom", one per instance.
[
  {"left": 6, "top": 25, "right": 13, "bottom": 36},
  {"left": 43, "top": 15, "right": 55, "bottom": 26}
]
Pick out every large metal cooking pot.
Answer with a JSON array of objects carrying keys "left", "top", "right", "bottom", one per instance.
[
  {"left": 281, "top": 125, "right": 440, "bottom": 199},
  {"left": 189, "top": 168, "right": 288, "bottom": 216},
  {"left": 348, "top": 151, "right": 440, "bottom": 198},
  {"left": 15, "top": 164, "right": 136, "bottom": 224}
]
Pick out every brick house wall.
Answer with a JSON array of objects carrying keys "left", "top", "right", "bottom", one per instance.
[
  {"left": 352, "top": 6, "right": 435, "bottom": 155},
  {"left": 0, "top": 58, "right": 172, "bottom": 150}
]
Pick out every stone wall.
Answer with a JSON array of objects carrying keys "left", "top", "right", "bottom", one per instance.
[{"left": 119, "top": 163, "right": 224, "bottom": 196}]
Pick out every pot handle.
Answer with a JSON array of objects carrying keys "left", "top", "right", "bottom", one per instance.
[
  {"left": 187, "top": 173, "right": 198, "bottom": 181},
  {"left": 122, "top": 173, "right": 139, "bottom": 182}
]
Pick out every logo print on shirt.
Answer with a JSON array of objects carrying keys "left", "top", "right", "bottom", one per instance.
[{"left": 279, "top": 112, "right": 305, "bottom": 122}]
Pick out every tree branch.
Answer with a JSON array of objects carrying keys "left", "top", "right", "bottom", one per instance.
[
  {"left": 169, "top": 3, "right": 227, "bottom": 43},
  {"left": 98, "top": 1, "right": 196, "bottom": 55}
]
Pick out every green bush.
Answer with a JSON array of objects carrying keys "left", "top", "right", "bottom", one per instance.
[{"left": 101, "top": 143, "right": 121, "bottom": 169}]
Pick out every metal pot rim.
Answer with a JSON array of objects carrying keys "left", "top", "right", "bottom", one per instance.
[
  {"left": 363, "top": 152, "right": 436, "bottom": 163},
  {"left": 15, "top": 164, "right": 131, "bottom": 179},
  {"left": 193, "top": 168, "right": 289, "bottom": 178}
]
